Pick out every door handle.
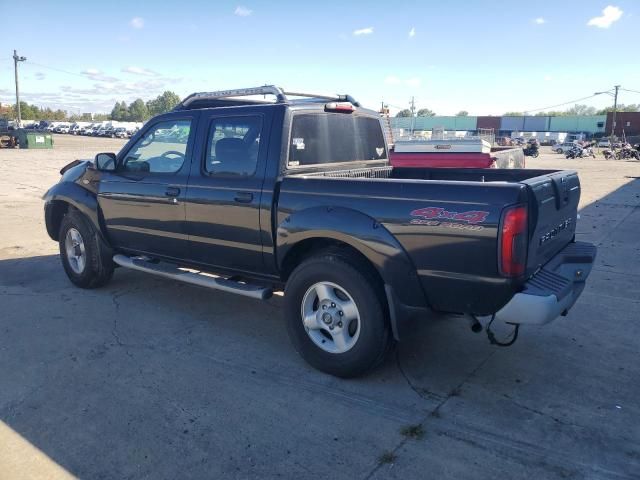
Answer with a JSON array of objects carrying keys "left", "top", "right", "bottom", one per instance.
[
  {"left": 234, "top": 192, "right": 254, "bottom": 203},
  {"left": 165, "top": 186, "right": 181, "bottom": 197}
]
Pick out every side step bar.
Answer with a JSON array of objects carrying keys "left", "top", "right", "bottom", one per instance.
[{"left": 112, "top": 254, "right": 273, "bottom": 300}]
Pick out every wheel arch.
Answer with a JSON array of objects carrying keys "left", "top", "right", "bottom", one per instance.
[
  {"left": 43, "top": 182, "right": 107, "bottom": 243},
  {"left": 277, "top": 206, "right": 428, "bottom": 312}
]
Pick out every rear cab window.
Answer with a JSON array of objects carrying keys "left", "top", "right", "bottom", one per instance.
[{"left": 288, "top": 113, "right": 387, "bottom": 168}]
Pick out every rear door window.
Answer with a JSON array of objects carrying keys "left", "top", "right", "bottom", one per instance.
[
  {"left": 288, "top": 114, "right": 386, "bottom": 167},
  {"left": 205, "top": 115, "right": 263, "bottom": 176}
]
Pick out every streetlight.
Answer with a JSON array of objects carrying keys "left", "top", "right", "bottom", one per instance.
[{"left": 594, "top": 86, "right": 620, "bottom": 139}]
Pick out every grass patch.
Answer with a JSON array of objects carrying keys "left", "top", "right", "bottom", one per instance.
[
  {"left": 378, "top": 451, "right": 397, "bottom": 465},
  {"left": 400, "top": 424, "right": 425, "bottom": 440}
]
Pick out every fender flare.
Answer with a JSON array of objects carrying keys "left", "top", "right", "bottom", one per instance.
[
  {"left": 276, "top": 206, "right": 429, "bottom": 338},
  {"left": 43, "top": 182, "right": 108, "bottom": 244}
]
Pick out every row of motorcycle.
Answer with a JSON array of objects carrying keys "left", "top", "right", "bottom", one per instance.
[{"left": 602, "top": 144, "right": 640, "bottom": 160}]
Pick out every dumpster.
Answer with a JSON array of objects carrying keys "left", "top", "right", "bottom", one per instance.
[{"left": 15, "top": 130, "right": 54, "bottom": 149}]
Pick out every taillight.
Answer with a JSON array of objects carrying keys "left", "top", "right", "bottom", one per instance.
[
  {"left": 324, "top": 102, "right": 355, "bottom": 113},
  {"left": 499, "top": 205, "right": 528, "bottom": 277}
]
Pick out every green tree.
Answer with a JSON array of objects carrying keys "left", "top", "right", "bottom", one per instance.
[
  {"left": 127, "top": 99, "right": 149, "bottom": 121},
  {"left": 417, "top": 108, "right": 436, "bottom": 117},
  {"left": 455, "top": 110, "right": 469, "bottom": 117},
  {"left": 565, "top": 104, "right": 596, "bottom": 116},
  {"left": 503, "top": 111, "right": 524, "bottom": 116},
  {"left": 596, "top": 103, "right": 639, "bottom": 114},
  {"left": 146, "top": 91, "right": 181, "bottom": 117},
  {"left": 395, "top": 109, "right": 413, "bottom": 118},
  {"left": 110, "top": 101, "right": 129, "bottom": 121}
]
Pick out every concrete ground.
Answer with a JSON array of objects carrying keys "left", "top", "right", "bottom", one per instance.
[{"left": 0, "top": 135, "right": 639, "bottom": 479}]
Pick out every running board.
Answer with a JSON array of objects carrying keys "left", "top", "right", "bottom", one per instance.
[{"left": 112, "top": 254, "right": 273, "bottom": 300}]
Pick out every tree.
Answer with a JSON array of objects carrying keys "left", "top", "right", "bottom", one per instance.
[
  {"left": 395, "top": 109, "right": 413, "bottom": 118},
  {"left": 110, "top": 101, "right": 129, "bottom": 121},
  {"left": 127, "top": 99, "right": 149, "bottom": 121},
  {"left": 417, "top": 108, "right": 436, "bottom": 117},
  {"left": 455, "top": 110, "right": 469, "bottom": 117},
  {"left": 503, "top": 111, "right": 524, "bottom": 116},
  {"left": 146, "top": 91, "right": 181, "bottom": 117},
  {"left": 565, "top": 104, "right": 596, "bottom": 116},
  {"left": 596, "top": 104, "right": 639, "bottom": 115}
]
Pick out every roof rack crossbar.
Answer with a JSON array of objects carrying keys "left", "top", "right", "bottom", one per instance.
[
  {"left": 178, "top": 85, "right": 360, "bottom": 108},
  {"left": 181, "top": 86, "right": 287, "bottom": 107}
]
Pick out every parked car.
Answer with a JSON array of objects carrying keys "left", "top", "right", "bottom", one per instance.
[
  {"left": 43, "top": 85, "right": 596, "bottom": 378},
  {"left": 597, "top": 139, "right": 611, "bottom": 148},
  {"left": 554, "top": 142, "right": 577, "bottom": 154},
  {"left": 113, "top": 127, "right": 128, "bottom": 139},
  {"left": 97, "top": 127, "right": 114, "bottom": 137},
  {"left": 54, "top": 125, "right": 70, "bottom": 134}
]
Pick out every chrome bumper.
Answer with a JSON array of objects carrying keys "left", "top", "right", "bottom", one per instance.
[{"left": 495, "top": 242, "right": 597, "bottom": 326}]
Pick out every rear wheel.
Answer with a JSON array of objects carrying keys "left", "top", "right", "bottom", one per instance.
[
  {"left": 284, "top": 253, "right": 391, "bottom": 377},
  {"left": 59, "top": 210, "right": 114, "bottom": 288}
]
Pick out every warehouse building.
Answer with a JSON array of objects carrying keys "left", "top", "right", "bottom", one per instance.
[{"left": 390, "top": 113, "right": 628, "bottom": 137}]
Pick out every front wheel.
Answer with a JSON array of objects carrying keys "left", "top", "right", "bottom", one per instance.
[
  {"left": 284, "top": 253, "right": 391, "bottom": 377},
  {"left": 59, "top": 210, "right": 114, "bottom": 288},
  {"left": 532, "top": 151, "right": 539, "bottom": 158}
]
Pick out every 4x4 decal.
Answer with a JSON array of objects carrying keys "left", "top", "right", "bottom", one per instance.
[
  {"left": 409, "top": 207, "right": 489, "bottom": 231},
  {"left": 410, "top": 207, "right": 489, "bottom": 224}
]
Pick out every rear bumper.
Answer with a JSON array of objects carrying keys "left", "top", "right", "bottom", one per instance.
[{"left": 495, "top": 241, "right": 597, "bottom": 325}]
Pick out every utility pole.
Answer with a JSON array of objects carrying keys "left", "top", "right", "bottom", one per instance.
[
  {"left": 610, "top": 85, "right": 620, "bottom": 139},
  {"left": 13, "top": 49, "right": 27, "bottom": 126},
  {"left": 409, "top": 96, "right": 416, "bottom": 135}
]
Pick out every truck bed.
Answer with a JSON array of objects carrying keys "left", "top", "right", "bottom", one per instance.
[{"left": 281, "top": 165, "right": 580, "bottom": 314}]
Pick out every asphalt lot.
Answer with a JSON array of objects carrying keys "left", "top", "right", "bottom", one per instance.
[{"left": 1, "top": 135, "right": 639, "bottom": 479}]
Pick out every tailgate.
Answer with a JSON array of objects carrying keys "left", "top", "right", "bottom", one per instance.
[{"left": 523, "top": 170, "right": 580, "bottom": 274}]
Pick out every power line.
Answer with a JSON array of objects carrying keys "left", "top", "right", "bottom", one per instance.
[
  {"left": 522, "top": 94, "right": 600, "bottom": 114},
  {"left": 621, "top": 88, "right": 640, "bottom": 95},
  {"left": 22, "top": 60, "right": 90, "bottom": 79}
]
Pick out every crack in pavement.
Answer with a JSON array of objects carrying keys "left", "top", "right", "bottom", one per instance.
[
  {"left": 362, "top": 349, "right": 497, "bottom": 479},
  {"left": 500, "top": 393, "right": 583, "bottom": 429}
]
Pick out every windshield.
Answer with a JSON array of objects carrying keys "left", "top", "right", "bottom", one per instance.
[{"left": 288, "top": 113, "right": 386, "bottom": 167}]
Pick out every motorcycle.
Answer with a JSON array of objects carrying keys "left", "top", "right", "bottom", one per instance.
[
  {"left": 582, "top": 146, "right": 596, "bottom": 158},
  {"left": 619, "top": 146, "right": 640, "bottom": 160},
  {"left": 566, "top": 145, "right": 595, "bottom": 159},
  {"left": 602, "top": 149, "right": 617, "bottom": 160},
  {"left": 523, "top": 144, "right": 539, "bottom": 158},
  {"left": 565, "top": 146, "right": 581, "bottom": 159}
]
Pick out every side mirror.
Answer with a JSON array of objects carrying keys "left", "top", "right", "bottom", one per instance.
[{"left": 95, "top": 152, "right": 117, "bottom": 171}]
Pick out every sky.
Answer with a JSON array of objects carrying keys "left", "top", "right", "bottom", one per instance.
[{"left": 0, "top": 0, "right": 639, "bottom": 116}]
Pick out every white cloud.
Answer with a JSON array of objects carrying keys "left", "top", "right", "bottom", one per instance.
[
  {"left": 408, "top": 27, "right": 416, "bottom": 37},
  {"left": 353, "top": 27, "right": 373, "bottom": 36},
  {"left": 384, "top": 75, "right": 401, "bottom": 85},
  {"left": 130, "top": 17, "right": 144, "bottom": 29},
  {"left": 587, "top": 5, "right": 623, "bottom": 28},
  {"left": 533, "top": 17, "right": 546, "bottom": 25},
  {"left": 544, "top": 75, "right": 553, "bottom": 81},
  {"left": 81, "top": 69, "right": 119, "bottom": 83},
  {"left": 122, "top": 66, "right": 158, "bottom": 77},
  {"left": 34, "top": 72, "right": 46, "bottom": 81},
  {"left": 234, "top": 6, "right": 253, "bottom": 16},
  {"left": 405, "top": 77, "right": 421, "bottom": 88}
]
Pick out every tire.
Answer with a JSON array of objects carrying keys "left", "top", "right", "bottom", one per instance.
[
  {"left": 556, "top": 149, "right": 562, "bottom": 154},
  {"left": 284, "top": 253, "right": 391, "bottom": 378},
  {"left": 532, "top": 152, "right": 539, "bottom": 158},
  {"left": 59, "top": 209, "right": 114, "bottom": 288}
]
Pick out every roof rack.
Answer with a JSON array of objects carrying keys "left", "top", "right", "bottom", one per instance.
[{"left": 176, "top": 85, "right": 360, "bottom": 109}]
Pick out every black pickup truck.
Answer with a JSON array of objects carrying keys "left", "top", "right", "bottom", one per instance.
[{"left": 43, "top": 86, "right": 596, "bottom": 377}]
